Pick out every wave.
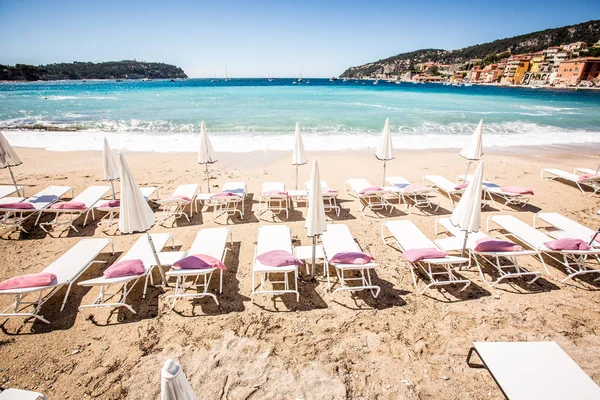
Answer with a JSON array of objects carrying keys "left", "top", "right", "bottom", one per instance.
[{"left": 41, "top": 95, "right": 118, "bottom": 100}]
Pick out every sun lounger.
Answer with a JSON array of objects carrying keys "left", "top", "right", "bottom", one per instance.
[
  {"left": 165, "top": 227, "right": 232, "bottom": 308},
  {"left": 251, "top": 225, "right": 299, "bottom": 301},
  {"left": 0, "top": 238, "right": 113, "bottom": 324},
  {"left": 345, "top": 178, "right": 391, "bottom": 215},
  {"left": 0, "top": 185, "right": 23, "bottom": 199},
  {"left": 304, "top": 180, "right": 340, "bottom": 216},
  {"left": 78, "top": 233, "right": 183, "bottom": 314},
  {"left": 534, "top": 212, "right": 600, "bottom": 244},
  {"left": 458, "top": 174, "right": 533, "bottom": 209},
  {"left": 258, "top": 182, "right": 289, "bottom": 219},
  {"left": 0, "top": 185, "right": 74, "bottom": 233},
  {"left": 541, "top": 168, "right": 600, "bottom": 195},
  {"left": 39, "top": 185, "right": 110, "bottom": 233},
  {"left": 487, "top": 215, "right": 600, "bottom": 283},
  {"left": 0, "top": 388, "right": 47, "bottom": 400},
  {"left": 0, "top": 196, "right": 25, "bottom": 206},
  {"left": 322, "top": 223, "right": 380, "bottom": 298},
  {"left": 92, "top": 186, "right": 159, "bottom": 228},
  {"left": 422, "top": 175, "right": 465, "bottom": 207},
  {"left": 156, "top": 184, "right": 199, "bottom": 225},
  {"left": 467, "top": 342, "right": 600, "bottom": 399},
  {"left": 574, "top": 166, "right": 599, "bottom": 175},
  {"left": 201, "top": 181, "right": 247, "bottom": 219},
  {"left": 385, "top": 176, "right": 438, "bottom": 212},
  {"left": 382, "top": 220, "right": 470, "bottom": 294},
  {"left": 435, "top": 217, "right": 542, "bottom": 287}
]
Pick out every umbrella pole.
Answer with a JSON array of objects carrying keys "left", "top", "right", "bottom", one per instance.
[
  {"left": 461, "top": 231, "right": 470, "bottom": 258},
  {"left": 296, "top": 165, "right": 299, "bottom": 190},
  {"left": 589, "top": 228, "right": 600, "bottom": 246},
  {"left": 464, "top": 161, "right": 472, "bottom": 183},
  {"left": 109, "top": 180, "right": 116, "bottom": 200},
  {"left": 147, "top": 233, "right": 168, "bottom": 287},
  {"left": 312, "top": 235, "right": 317, "bottom": 279},
  {"left": 8, "top": 166, "right": 19, "bottom": 197},
  {"left": 205, "top": 163, "right": 210, "bottom": 193},
  {"left": 382, "top": 160, "right": 387, "bottom": 187}
]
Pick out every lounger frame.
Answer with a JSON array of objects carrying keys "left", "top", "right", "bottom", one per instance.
[
  {"left": 385, "top": 176, "right": 439, "bottom": 213},
  {"left": 541, "top": 168, "right": 600, "bottom": 195},
  {"left": 258, "top": 182, "right": 289, "bottom": 219},
  {"left": 345, "top": 179, "right": 391, "bottom": 216},
  {"left": 156, "top": 184, "right": 199, "bottom": 226}
]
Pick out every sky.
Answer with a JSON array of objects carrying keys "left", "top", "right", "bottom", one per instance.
[{"left": 1, "top": 0, "right": 599, "bottom": 78}]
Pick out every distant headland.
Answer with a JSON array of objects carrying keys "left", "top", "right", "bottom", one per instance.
[{"left": 0, "top": 60, "right": 188, "bottom": 81}]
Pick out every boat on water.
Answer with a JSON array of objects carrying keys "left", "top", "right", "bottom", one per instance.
[
  {"left": 224, "top": 68, "right": 230, "bottom": 82},
  {"left": 463, "top": 82, "right": 473, "bottom": 87},
  {"left": 342, "top": 78, "right": 348, "bottom": 82},
  {"left": 330, "top": 77, "right": 338, "bottom": 81},
  {"left": 373, "top": 80, "right": 379, "bottom": 85}
]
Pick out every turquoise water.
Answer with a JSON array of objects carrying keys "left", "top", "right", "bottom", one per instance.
[{"left": 1, "top": 78, "right": 599, "bottom": 152}]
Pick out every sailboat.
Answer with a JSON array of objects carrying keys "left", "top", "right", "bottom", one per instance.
[
  {"left": 297, "top": 69, "right": 303, "bottom": 83},
  {"left": 224, "top": 68, "right": 230, "bottom": 82},
  {"left": 211, "top": 70, "right": 217, "bottom": 82},
  {"left": 306, "top": 73, "right": 310, "bottom": 84},
  {"left": 268, "top": 69, "right": 274, "bottom": 82}
]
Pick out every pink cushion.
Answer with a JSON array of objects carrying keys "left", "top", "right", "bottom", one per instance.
[
  {"left": 211, "top": 192, "right": 241, "bottom": 198},
  {"left": 544, "top": 238, "right": 591, "bottom": 251},
  {"left": 50, "top": 201, "right": 87, "bottom": 210},
  {"left": 0, "top": 272, "right": 57, "bottom": 290},
  {"left": 173, "top": 254, "right": 226, "bottom": 270},
  {"left": 474, "top": 238, "right": 523, "bottom": 252},
  {"left": 403, "top": 183, "right": 428, "bottom": 194},
  {"left": 100, "top": 199, "right": 120, "bottom": 208},
  {"left": 0, "top": 202, "right": 34, "bottom": 209},
  {"left": 261, "top": 190, "right": 288, "bottom": 196},
  {"left": 257, "top": 250, "right": 302, "bottom": 267},
  {"left": 454, "top": 183, "right": 469, "bottom": 190},
  {"left": 358, "top": 186, "right": 383, "bottom": 195},
  {"left": 500, "top": 186, "right": 534, "bottom": 195},
  {"left": 103, "top": 259, "right": 145, "bottom": 279},
  {"left": 162, "top": 195, "right": 191, "bottom": 202},
  {"left": 330, "top": 251, "right": 374, "bottom": 264},
  {"left": 578, "top": 174, "right": 600, "bottom": 182},
  {"left": 323, "top": 189, "right": 339, "bottom": 196},
  {"left": 402, "top": 248, "right": 447, "bottom": 263}
]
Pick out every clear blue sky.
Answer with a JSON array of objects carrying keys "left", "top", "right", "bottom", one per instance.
[{"left": 1, "top": 0, "right": 598, "bottom": 77}]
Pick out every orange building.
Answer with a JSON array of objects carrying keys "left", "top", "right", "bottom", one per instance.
[
  {"left": 502, "top": 55, "right": 531, "bottom": 84},
  {"left": 555, "top": 57, "right": 600, "bottom": 85}
]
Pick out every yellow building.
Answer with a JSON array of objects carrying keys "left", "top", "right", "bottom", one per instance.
[{"left": 502, "top": 55, "right": 531, "bottom": 84}]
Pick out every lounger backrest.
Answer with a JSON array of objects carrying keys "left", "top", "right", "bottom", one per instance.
[
  {"left": 423, "top": 175, "right": 456, "bottom": 192},
  {"left": 544, "top": 168, "right": 580, "bottom": 182},
  {"left": 0, "top": 185, "right": 19, "bottom": 199},
  {"left": 121, "top": 233, "right": 172, "bottom": 268},
  {"left": 262, "top": 182, "right": 285, "bottom": 193},
  {"left": 73, "top": 186, "right": 111, "bottom": 208},
  {"left": 140, "top": 186, "right": 157, "bottom": 199},
  {"left": 257, "top": 225, "right": 292, "bottom": 254},
  {"left": 173, "top": 184, "right": 199, "bottom": 198},
  {"left": 43, "top": 238, "right": 111, "bottom": 284},
  {"left": 0, "top": 197, "right": 25, "bottom": 205},
  {"left": 322, "top": 224, "right": 361, "bottom": 256},
  {"left": 437, "top": 218, "right": 488, "bottom": 246},
  {"left": 491, "top": 215, "right": 552, "bottom": 249},
  {"left": 346, "top": 178, "right": 371, "bottom": 194},
  {"left": 386, "top": 176, "right": 410, "bottom": 189},
  {"left": 304, "top": 180, "right": 329, "bottom": 191},
  {"left": 537, "top": 213, "right": 596, "bottom": 238},
  {"left": 188, "top": 228, "right": 230, "bottom": 260},
  {"left": 222, "top": 182, "right": 246, "bottom": 195},
  {"left": 27, "top": 186, "right": 72, "bottom": 210},
  {"left": 385, "top": 220, "right": 435, "bottom": 250}
]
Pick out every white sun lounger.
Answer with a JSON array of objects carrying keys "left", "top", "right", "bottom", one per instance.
[
  {"left": 78, "top": 233, "right": 183, "bottom": 314},
  {"left": 541, "top": 168, "right": 600, "bottom": 195},
  {"left": 345, "top": 178, "right": 391, "bottom": 215},
  {"left": 467, "top": 342, "right": 600, "bottom": 400},
  {"left": 322, "top": 223, "right": 380, "bottom": 298},
  {"left": 156, "top": 184, "right": 199, "bottom": 225},
  {"left": 382, "top": 220, "right": 470, "bottom": 294},
  {"left": 487, "top": 215, "right": 600, "bottom": 283},
  {"left": 91, "top": 186, "right": 159, "bottom": 228},
  {"left": 458, "top": 174, "right": 532, "bottom": 209},
  {"left": 251, "top": 225, "right": 299, "bottom": 301},
  {"left": 574, "top": 166, "right": 599, "bottom": 175},
  {"left": 38, "top": 185, "right": 110, "bottom": 233},
  {"left": 0, "top": 388, "right": 47, "bottom": 400},
  {"left": 385, "top": 176, "right": 438, "bottom": 212},
  {"left": 258, "top": 182, "right": 289, "bottom": 219},
  {"left": 0, "top": 238, "right": 113, "bottom": 324},
  {"left": 422, "top": 175, "right": 465, "bottom": 207},
  {"left": 534, "top": 212, "right": 600, "bottom": 245},
  {"left": 435, "top": 217, "right": 542, "bottom": 287},
  {"left": 0, "top": 185, "right": 74, "bottom": 233},
  {"left": 0, "top": 185, "right": 23, "bottom": 199},
  {"left": 202, "top": 181, "right": 247, "bottom": 219},
  {"left": 0, "top": 196, "right": 25, "bottom": 206},
  {"left": 304, "top": 180, "right": 340, "bottom": 216},
  {"left": 165, "top": 227, "right": 232, "bottom": 308}
]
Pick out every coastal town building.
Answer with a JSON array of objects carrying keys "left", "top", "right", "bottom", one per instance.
[
  {"left": 554, "top": 57, "right": 600, "bottom": 85},
  {"left": 501, "top": 55, "right": 531, "bottom": 84}
]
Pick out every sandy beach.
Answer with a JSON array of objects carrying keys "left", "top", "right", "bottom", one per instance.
[{"left": 1, "top": 146, "right": 600, "bottom": 399}]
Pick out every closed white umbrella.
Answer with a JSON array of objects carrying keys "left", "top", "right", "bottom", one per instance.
[
  {"left": 118, "top": 153, "right": 166, "bottom": 284},
  {"left": 459, "top": 119, "right": 483, "bottom": 179},
  {"left": 292, "top": 122, "right": 307, "bottom": 190},
  {"left": 450, "top": 162, "right": 484, "bottom": 256},
  {"left": 375, "top": 118, "right": 394, "bottom": 187},
  {"left": 0, "top": 131, "right": 23, "bottom": 196},
  {"left": 161, "top": 359, "right": 197, "bottom": 400},
  {"left": 198, "top": 120, "right": 217, "bottom": 193},
  {"left": 103, "top": 137, "right": 120, "bottom": 200},
  {"left": 305, "top": 158, "right": 327, "bottom": 278}
]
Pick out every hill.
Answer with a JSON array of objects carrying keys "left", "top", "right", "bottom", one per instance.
[
  {"left": 0, "top": 60, "right": 188, "bottom": 81},
  {"left": 340, "top": 20, "right": 600, "bottom": 78}
]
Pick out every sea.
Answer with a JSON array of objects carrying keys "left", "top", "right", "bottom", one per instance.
[{"left": 1, "top": 78, "right": 599, "bottom": 153}]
